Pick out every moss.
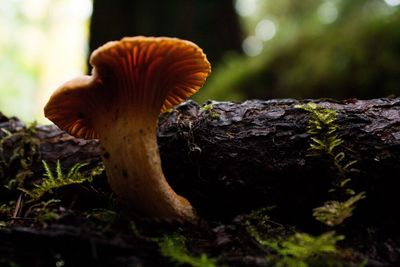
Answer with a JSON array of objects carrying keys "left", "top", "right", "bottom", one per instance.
[
  {"left": 26, "top": 199, "right": 63, "bottom": 224},
  {"left": 159, "top": 233, "right": 219, "bottom": 267},
  {"left": 296, "top": 102, "right": 365, "bottom": 227},
  {"left": 242, "top": 208, "right": 352, "bottom": 267},
  {"left": 0, "top": 122, "right": 39, "bottom": 191},
  {"left": 19, "top": 160, "right": 94, "bottom": 202},
  {"left": 200, "top": 102, "right": 220, "bottom": 120},
  {"left": 88, "top": 208, "right": 119, "bottom": 224},
  {"left": 243, "top": 207, "right": 288, "bottom": 242},
  {"left": 0, "top": 260, "right": 21, "bottom": 267},
  {"left": 295, "top": 102, "right": 356, "bottom": 194},
  {"left": 312, "top": 192, "right": 366, "bottom": 227},
  {"left": 265, "top": 232, "right": 347, "bottom": 267}
]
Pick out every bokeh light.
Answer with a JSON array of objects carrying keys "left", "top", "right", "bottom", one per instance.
[
  {"left": 235, "top": 0, "right": 258, "bottom": 17},
  {"left": 242, "top": 36, "right": 263, "bottom": 57},
  {"left": 384, "top": 0, "right": 400, "bottom": 6},
  {"left": 317, "top": 1, "right": 339, "bottom": 24},
  {"left": 0, "top": 0, "right": 92, "bottom": 122},
  {"left": 255, "top": 19, "right": 277, "bottom": 41}
]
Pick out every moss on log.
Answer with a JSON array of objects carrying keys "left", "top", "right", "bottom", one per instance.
[{"left": 1, "top": 98, "right": 400, "bottom": 222}]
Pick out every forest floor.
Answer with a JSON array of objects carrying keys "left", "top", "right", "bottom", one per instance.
[
  {"left": 1, "top": 177, "right": 398, "bottom": 267},
  {"left": 0, "top": 101, "right": 400, "bottom": 267}
]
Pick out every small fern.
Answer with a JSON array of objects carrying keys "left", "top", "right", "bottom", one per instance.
[{"left": 20, "top": 160, "right": 92, "bottom": 201}]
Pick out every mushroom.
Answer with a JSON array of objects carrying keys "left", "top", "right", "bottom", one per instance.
[{"left": 44, "top": 36, "right": 211, "bottom": 222}]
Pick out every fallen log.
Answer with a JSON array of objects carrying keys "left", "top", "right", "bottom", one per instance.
[{"left": 1, "top": 98, "right": 400, "bottom": 223}]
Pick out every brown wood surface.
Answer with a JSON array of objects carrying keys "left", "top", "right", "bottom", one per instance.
[{"left": 1, "top": 98, "right": 400, "bottom": 221}]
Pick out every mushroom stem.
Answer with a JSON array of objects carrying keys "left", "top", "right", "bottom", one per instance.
[
  {"left": 96, "top": 110, "right": 197, "bottom": 222},
  {"left": 44, "top": 37, "right": 210, "bottom": 222}
]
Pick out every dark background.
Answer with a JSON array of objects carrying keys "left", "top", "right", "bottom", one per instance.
[
  {"left": 89, "top": 0, "right": 242, "bottom": 69},
  {"left": 88, "top": 0, "right": 400, "bottom": 102}
]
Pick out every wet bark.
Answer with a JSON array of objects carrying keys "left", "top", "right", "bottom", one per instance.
[{"left": 1, "top": 98, "right": 400, "bottom": 222}]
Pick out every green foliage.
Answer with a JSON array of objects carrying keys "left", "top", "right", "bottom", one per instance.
[
  {"left": 244, "top": 207, "right": 275, "bottom": 227},
  {"left": 88, "top": 208, "right": 119, "bottom": 224},
  {"left": 243, "top": 207, "right": 287, "bottom": 244},
  {"left": 19, "top": 160, "right": 92, "bottom": 201},
  {"left": 249, "top": 102, "right": 369, "bottom": 265},
  {"left": 0, "top": 259, "right": 21, "bottom": 267},
  {"left": 296, "top": 102, "right": 358, "bottom": 195},
  {"left": 296, "top": 103, "right": 339, "bottom": 152},
  {"left": 159, "top": 234, "right": 218, "bottom": 267},
  {"left": 266, "top": 232, "right": 345, "bottom": 267},
  {"left": 0, "top": 201, "right": 14, "bottom": 217},
  {"left": 0, "top": 200, "right": 15, "bottom": 227},
  {"left": 1, "top": 0, "right": 90, "bottom": 122},
  {"left": 313, "top": 192, "right": 366, "bottom": 227},
  {"left": 276, "top": 232, "right": 344, "bottom": 259},
  {"left": 26, "top": 199, "right": 62, "bottom": 223},
  {"left": 0, "top": 122, "right": 39, "bottom": 191},
  {"left": 86, "top": 208, "right": 124, "bottom": 232},
  {"left": 296, "top": 102, "right": 365, "bottom": 226},
  {"left": 242, "top": 209, "right": 347, "bottom": 267},
  {"left": 200, "top": 102, "right": 220, "bottom": 120},
  {"left": 196, "top": 1, "right": 400, "bottom": 102}
]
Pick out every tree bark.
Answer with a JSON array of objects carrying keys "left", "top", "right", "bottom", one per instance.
[{"left": 1, "top": 98, "right": 400, "bottom": 222}]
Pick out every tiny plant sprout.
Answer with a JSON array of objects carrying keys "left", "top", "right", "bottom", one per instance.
[{"left": 44, "top": 36, "right": 211, "bottom": 222}]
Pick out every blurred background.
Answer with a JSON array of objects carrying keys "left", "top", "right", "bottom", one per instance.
[{"left": 0, "top": 0, "right": 399, "bottom": 122}]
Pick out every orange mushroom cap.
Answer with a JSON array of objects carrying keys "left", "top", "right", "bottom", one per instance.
[{"left": 44, "top": 36, "right": 211, "bottom": 139}]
